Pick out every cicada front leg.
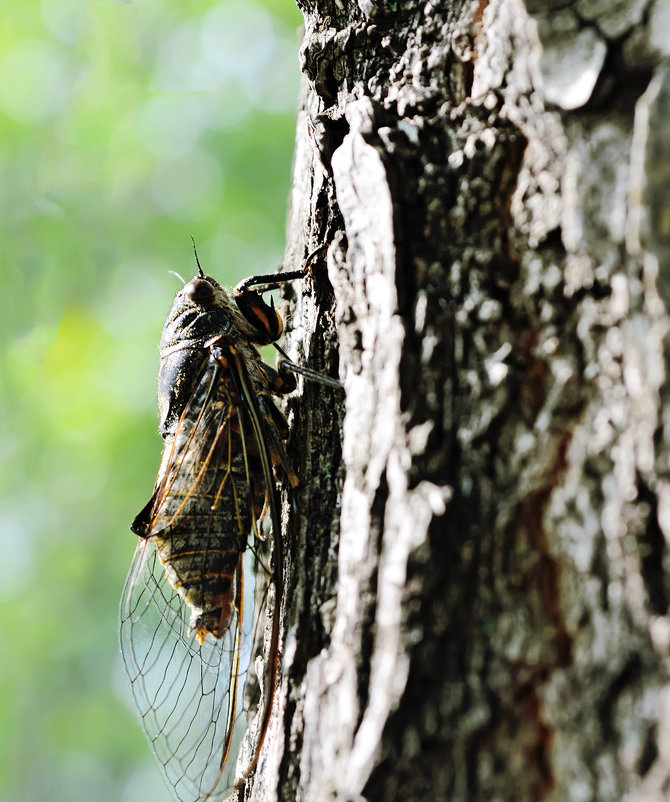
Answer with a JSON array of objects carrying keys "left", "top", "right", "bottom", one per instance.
[
  {"left": 233, "top": 267, "right": 308, "bottom": 346},
  {"left": 233, "top": 246, "right": 341, "bottom": 391}
]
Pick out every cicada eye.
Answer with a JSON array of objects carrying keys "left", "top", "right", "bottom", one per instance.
[{"left": 185, "top": 278, "right": 215, "bottom": 305}]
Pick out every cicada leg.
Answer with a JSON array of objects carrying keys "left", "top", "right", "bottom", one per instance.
[
  {"left": 232, "top": 245, "right": 326, "bottom": 345},
  {"left": 232, "top": 268, "right": 305, "bottom": 346},
  {"left": 234, "top": 246, "right": 342, "bottom": 390}
]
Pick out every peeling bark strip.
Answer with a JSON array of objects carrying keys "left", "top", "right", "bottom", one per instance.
[{"left": 248, "top": 1, "right": 670, "bottom": 801}]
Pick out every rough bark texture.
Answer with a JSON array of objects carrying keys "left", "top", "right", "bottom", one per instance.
[{"left": 248, "top": 1, "right": 670, "bottom": 801}]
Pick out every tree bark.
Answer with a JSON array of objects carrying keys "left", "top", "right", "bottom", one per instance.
[{"left": 250, "top": 1, "right": 670, "bottom": 800}]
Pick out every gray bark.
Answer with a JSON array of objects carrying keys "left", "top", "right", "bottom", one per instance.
[{"left": 249, "top": 1, "right": 670, "bottom": 800}]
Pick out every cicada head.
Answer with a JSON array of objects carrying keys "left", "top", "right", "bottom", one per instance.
[{"left": 157, "top": 274, "right": 237, "bottom": 436}]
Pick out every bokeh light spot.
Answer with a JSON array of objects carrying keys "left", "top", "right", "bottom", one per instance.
[
  {"left": 151, "top": 151, "right": 223, "bottom": 221},
  {"left": 0, "top": 41, "right": 69, "bottom": 124},
  {"left": 136, "top": 94, "right": 210, "bottom": 158}
]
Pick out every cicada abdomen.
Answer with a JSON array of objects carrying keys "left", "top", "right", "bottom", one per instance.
[
  {"left": 120, "top": 246, "right": 340, "bottom": 802},
  {"left": 139, "top": 348, "right": 264, "bottom": 644}
]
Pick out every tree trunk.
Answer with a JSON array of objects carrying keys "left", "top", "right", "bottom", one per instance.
[{"left": 250, "top": 1, "right": 670, "bottom": 800}]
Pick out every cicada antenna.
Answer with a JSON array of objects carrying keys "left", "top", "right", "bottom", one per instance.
[{"left": 190, "top": 235, "right": 205, "bottom": 278}]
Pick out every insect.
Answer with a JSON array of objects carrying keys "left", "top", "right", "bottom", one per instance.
[{"left": 119, "top": 242, "right": 339, "bottom": 801}]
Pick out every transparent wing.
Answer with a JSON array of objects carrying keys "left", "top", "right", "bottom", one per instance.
[{"left": 119, "top": 538, "right": 260, "bottom": 802}]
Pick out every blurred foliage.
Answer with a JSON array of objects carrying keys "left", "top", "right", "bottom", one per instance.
[{"left": 0, "top": 1, "right": 303, "bottom": 800}]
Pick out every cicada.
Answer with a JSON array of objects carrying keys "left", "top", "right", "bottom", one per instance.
[{"left": 119, "top": 243, "right": 339, "bottom": 801}]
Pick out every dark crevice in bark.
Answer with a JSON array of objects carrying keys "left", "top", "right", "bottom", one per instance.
[
  {"left": 307, "top": 114, "right": 350, "bottom": 176},
  {"left": 516, "top": 485, "right": 574, "bottom": 669},
  {"left": 597, "top": 654, "right": 645, "bottom": 743},
  {"left": 355, "top": 472, "right": 388, "bottom": 732},
  {"left": 638, "top": 723, "right": 659, "bottom": 777},
  {"left": 363, "top": 508, "right": 470, "bottom": 801},
  {"left": 637, "top": 478, "right": 670, "bottom": 616}
]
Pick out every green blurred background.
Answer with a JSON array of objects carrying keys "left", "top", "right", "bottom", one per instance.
[{"left": 0, "top": 1, "right": 303, "bottom": 800}]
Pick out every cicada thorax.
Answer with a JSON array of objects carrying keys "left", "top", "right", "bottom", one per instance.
[{"left": 156, "top": 274, "right": 250, "bottom": 437}]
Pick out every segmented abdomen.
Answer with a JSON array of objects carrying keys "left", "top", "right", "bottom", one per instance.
[{"left": 149, "top": 357, "right": 265, "bottom": 643}]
